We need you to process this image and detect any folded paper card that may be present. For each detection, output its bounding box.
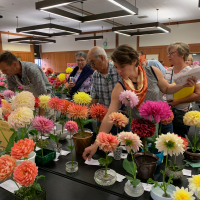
[85,158,100,166]
[0,180,21,193]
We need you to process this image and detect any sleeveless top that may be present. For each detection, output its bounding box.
[119,65,163,119]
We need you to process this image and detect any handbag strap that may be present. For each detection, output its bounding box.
[170,68,174,84]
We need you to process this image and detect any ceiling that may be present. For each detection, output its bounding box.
[0,0,200,35]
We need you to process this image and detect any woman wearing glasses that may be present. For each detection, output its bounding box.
[67,52,94,96]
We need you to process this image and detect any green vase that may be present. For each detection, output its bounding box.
[35,149,56,165]
[55,93,61,98]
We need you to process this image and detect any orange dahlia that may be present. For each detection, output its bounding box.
[2,102,12,114]
[46,68,54,75]
[89,104,108,122]
[68,104,88,119]
[109,112,128,129]
[47,97,64,111]
[60,100,73,114]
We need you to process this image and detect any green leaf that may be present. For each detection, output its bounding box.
[5,131,17,153]
[106,156,113,165]
[32,183,42,192]
[198,168,200,174]
[50,134,56,142]
[197,142,200,149]
[98,158,107,166]
[185,135,193,149]
[28,130,38,136]
[146,137,154,143]
[123,158,135,175]
[131,179,141,187]
[35,175,45,182]
[0,150,6,156]
[67,145,74,151]
[168,160,173,167]
[125,175,134,181]
[83,118,96,125]
[36,139,49,149]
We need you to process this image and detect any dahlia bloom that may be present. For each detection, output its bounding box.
[12,91,35,110]
[118,131,142,153]
[68,104,88,120]
[11,138,35,160]
[96,132,119,153]
[3,90,15,98]
[161,111,174,125]
[0,155,16,182]
[0,82,5,86]
[188,175,200,195]
[8,107,34,130]
[73,92,92,105]
[0,76,5,81]
[139,100,172,123]
[66,68,73,74]
[172,187,194,200]
[60,100,72,114]
[58,73,66,81]
[2,102,12,114]
[46,68,54,75]
[47,97,64,111]
[119,90,139,108]
[3,112,11,121]
[13,160,38,187]
[65,121,78,133]
[178,136,188,150]
[32,116,54,135]
[183,111,200,127]
[109,112,128,129]
[34,97,40,108]
[131,118,156,138]
[155,133,184,156]
[39,95,51,109]
[89,104,108,122]
[193,61,199,66]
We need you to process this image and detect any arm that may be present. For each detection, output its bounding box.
[88,98,98,108]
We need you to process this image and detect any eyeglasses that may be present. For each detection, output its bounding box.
[76,59,85,63]
[167,51,178,56]
[88,60,95,66]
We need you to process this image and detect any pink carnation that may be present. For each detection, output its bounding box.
[3,90,15,98]
[119,90,139,108]
[193,61,199,66]
[96,132,119,153]
[139,100,171,123]
[32,116,54,135]
[0,82,5,86]
[65,121,78,133]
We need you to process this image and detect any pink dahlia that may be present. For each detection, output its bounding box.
[47,97,64,111]
[32,116,54,135]
[96,132,119,153]
[161,111,174,125]
[11,138,35,160]
[118,131,142,153]
[119,90,139,108]
[13,160,38,187]
[3,90,15,98]
[139,100,172,123]
[0,82,5,86]
[65,121,78,133]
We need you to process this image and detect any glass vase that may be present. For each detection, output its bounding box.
[52,143,62,154]
[65,161,78,173]
[113,147,122,160]
[124,181,144,197]
[94,168,117,186]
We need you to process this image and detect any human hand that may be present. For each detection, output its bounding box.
[183,76,197,88]
[82,143,98,161]
[167,99,180,107]
[68,82,75,89]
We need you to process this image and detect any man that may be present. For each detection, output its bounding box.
[0,51,52,115]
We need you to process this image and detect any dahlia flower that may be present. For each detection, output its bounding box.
[3,90,15,98]
[139,100,172,123]
[188,175,200,195]
[11,138,35,160]
[0,82,5,86]
[161,111,174,125]
[60,100,72,114]
[183,111,200,127]
[8,107,34,130]
[12,91,35,110]
[34,97,40,108]
[58,73,66,81]
[66,68,73,74]
[0,155,16,182]
[65,121,78,133]
[3,113,11,121]
[109,112,128,129]
[73,92,92,105]
[47,97,64,111]
[32,116,54,135]
[13,160,38,187]
[131,118,156,138]
[119,90,139,108]
[155,133,184,156]
[0,76,5,81]
[172,187,194,200]
[178,136,188,150]
[68,104,88,120]
[193,61,199,66]
[2,102,12,114]
[118,131,142,153]
[89,104,108,122]
[39,95,51,109]
[46,68,54,75]
[96,132,119,152]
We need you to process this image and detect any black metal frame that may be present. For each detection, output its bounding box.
[75,35,103,41]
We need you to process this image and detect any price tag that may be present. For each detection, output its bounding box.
[142,183,153,192]
[182,169,192,176]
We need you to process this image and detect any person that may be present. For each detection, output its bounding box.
[137,51,144,57]
[185,55,193,68]
[0,51,52,116]
[67,52,94,96]
[164,42,200,137]
[83,44,196,160]
[141,58,166,76]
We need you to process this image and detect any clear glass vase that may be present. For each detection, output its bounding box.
[65,161,78,173]
[94,168,117,186]
[113,147,122,160]
[124,181,144,197]
[52,143,62,154]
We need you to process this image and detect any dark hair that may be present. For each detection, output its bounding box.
[0,51,18,66]
[137,51,144,55]
[111,44,139,67]
[159,60,164,64]
[75,51,87,60]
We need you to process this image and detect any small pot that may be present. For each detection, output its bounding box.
[16,151,36,165]
[183,148,200,163]
[124,181,144,197]
[133,152,159,179]
[166,167,183,180]
[113,147,123,160]
[56,130,68,140]
[35,148,56,165]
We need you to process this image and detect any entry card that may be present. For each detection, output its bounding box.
[0,180,21,193]
[85,158,100,166]
[182,169,192,176]
[142,183,153,192]
[108,152,128,159]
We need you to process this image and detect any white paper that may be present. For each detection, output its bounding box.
[61,150,70,156]
[53,152,60,161]
[108,152,128,159]
[116,173,126,182]
[85,158,100,166]
[0,180,21,193]
[182,169,192,176]
[66,135,72,139]
[173,67,200,86]
[142,183,153,192]
[119,146,127,151]
[42,136,48,140]
[35,147,41,151]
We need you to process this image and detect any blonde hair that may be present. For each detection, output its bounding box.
[167,42,189,61]
[186,55,193,63]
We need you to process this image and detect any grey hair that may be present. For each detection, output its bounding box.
[0,51,18,66]
[93,47,108,60]
[75,51,87,60]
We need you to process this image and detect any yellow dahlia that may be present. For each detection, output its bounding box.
[12,91,35,110]
[188,175,200,194]
[66,68,73,74]
[39,95,51,109]
[183,111,200,127]
[173,187,194,200]
[58,73,66,81]
[155,133,184,156]
[73,92,92,105]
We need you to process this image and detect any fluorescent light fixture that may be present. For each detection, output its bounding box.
[114,31,131,36]
[75,35,103,41]
[108,0,138,15]
[8,37,56,44]
[193,54,197,55]
[157,26,169,33]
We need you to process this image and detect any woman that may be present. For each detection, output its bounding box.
[67,52,94,96]
[164,42,200,137]
[83,44,196,160]
[185,55,193,68]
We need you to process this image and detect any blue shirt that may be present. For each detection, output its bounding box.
[147,60,166,76]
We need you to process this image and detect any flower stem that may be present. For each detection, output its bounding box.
[41,148,44,157]
[105,153,108,178]
[159,123,162,135]
[117,125,118,134]
[12,177,20,189]
[70,132,73,166]
[143,138,146,162]
[173,154,176,171]
[130,150,136,179]
[163,148,169,196]
[24,124,27,135]
[194,126,197,152]
[21,128,24,139]
[78,118,84,137]
[129,101,132,124]
[0,128,8,143]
